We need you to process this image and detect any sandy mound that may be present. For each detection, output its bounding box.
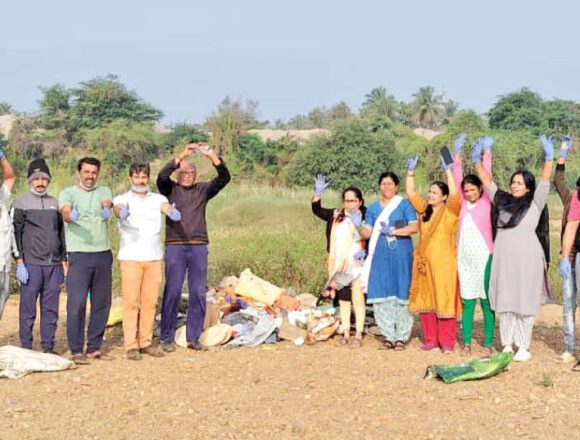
[248,129,330,142]
[0,114,16,137]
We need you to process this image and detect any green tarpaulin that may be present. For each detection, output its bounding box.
[424,352,512,384]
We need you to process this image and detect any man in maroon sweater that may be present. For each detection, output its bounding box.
[157,143,231,351]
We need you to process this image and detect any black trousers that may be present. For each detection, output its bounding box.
[66,251,112,354]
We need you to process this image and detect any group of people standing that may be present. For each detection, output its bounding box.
[0,142,230,364]
[314,134,576,364]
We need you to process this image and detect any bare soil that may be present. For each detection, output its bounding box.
[1,296,579,440]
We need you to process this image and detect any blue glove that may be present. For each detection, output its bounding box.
[69,205,80,223]
[169,203,182,221]
[405,156,418,171]
[313,174,329,197]
[540,135,554,161]
[482,136,495,150]
[559,258,572,279]
[101,206,111,220]
[560,135,573,157]
[16,263,29,285]
[440,155,452,171]
[379,221,389,235]
[0,143,5,161]
[349,209,362,228]
[118,204,130,220]
[453,133,467,154]
[471,139,483,164]
[353,249,366,261]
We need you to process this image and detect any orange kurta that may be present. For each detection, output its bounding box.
[408,193,461,318]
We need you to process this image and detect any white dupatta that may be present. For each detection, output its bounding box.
[360,195,403,292]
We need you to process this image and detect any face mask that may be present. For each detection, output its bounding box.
[77,173,97,191]
[131,185,149,193]
[30,188,47,196]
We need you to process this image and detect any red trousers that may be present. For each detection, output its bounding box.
[420,313,456,348]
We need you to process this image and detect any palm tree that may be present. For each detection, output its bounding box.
[361,87,399,120]
[411,86,443,129]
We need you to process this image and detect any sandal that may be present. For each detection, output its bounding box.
[394,340,406,351]
[461,345,472,356]
[379,340,395,350]
[348,337,363,349]
[86,350,115,361]
[480,346,493,357]
[335,336,349,346]
[572,359,580,372]
[71,353,91,365]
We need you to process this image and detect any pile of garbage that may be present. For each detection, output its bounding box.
[188,268,340,348]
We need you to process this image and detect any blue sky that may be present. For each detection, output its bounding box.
[1,0,579,124]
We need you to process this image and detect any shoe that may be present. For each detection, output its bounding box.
[348,337,363,349]
[419,343,438,352]
[86,350,115,361]
[393,340,406,351]
[514,349,532,362]
[556,352,576,364]
[187,340,207,351]
[43,349,59,355]
[461,345,472,356]
[502,345,513,353]
[140,345,165,358]
[161,341,176,353]
[441,346,454,354]
[71,353,91,365]
[126,349,142,361]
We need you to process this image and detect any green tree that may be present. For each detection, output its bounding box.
[69,74,163,130]
[488,87,543,131]
[84,119,160,177]
[38,84,71,130]
[411,86,443,129]
[361,86,399,120]
[286,118,401,193]
[164,123,209,155]
[0,102,13,115]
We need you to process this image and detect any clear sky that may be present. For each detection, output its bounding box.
[1,0,579,125]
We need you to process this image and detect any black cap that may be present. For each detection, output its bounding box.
[27,158,51,182]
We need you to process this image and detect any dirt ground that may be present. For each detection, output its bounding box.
[1,296,580,440]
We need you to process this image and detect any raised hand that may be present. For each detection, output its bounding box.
[560,135,573,158]
[482,136,495,150]
[119,204,130,221]
[169,203,182,221]
[313,174,329,196]
[540,135,554,161]
[440,155,452,171]
[16,262,29,285]
[349,209,362,228]
[353,249,367,262]
[69,205,80,223]
[471,139,483,164]
[405,156,418,171]
[559,258,572,279]
[453,133,468,154]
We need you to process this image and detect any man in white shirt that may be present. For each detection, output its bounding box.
[114,163,181,360]
[0,140,16,320]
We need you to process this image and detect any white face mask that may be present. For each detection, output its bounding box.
[30,188,48,196]
[131,185,149,193]
[77,173,98,192]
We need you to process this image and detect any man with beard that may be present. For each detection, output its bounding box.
[157,143,230,352]
[59,157,113,365]
[113,162,182,360]
[13,159,66,353]
[0,140,16,320]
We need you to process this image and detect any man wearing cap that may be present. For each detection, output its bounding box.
[13,159,66,353]
[0,140,16,320]
[157,143,230,351]
[59,157,113,364]
[113,162,182,360]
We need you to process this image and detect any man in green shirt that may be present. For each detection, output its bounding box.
[59,157,113,365]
